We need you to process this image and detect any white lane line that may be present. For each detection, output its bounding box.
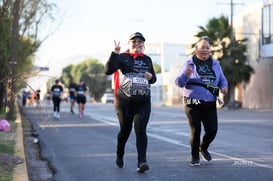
[88,114,118,126]
[152,111,186,118]
[90,114,273,170]
[147,132,190,148]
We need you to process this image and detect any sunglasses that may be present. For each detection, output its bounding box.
[131,40,144,44]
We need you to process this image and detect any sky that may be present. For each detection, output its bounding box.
[31,0,264,91]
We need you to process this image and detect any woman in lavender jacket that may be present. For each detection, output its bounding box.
[175,36,228,166]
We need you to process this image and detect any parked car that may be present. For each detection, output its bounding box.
[101,93,114,104]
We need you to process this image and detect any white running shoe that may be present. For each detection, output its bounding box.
[53,112,57,118]
[79,112,83,118]
[56,112,60,119]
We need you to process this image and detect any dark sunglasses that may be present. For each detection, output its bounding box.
[131,40,144,44]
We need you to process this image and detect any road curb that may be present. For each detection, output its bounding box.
[12,104,29,181]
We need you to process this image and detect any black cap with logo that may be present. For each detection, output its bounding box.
[129,32,145,42]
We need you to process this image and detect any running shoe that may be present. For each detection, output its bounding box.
[79,112,83,118]
[200,149,212,161]
[53,112,57,118]
[115,156,124,168]
[190,157,200,166]
[137,162,149,173]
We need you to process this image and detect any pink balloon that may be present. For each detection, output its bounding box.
[0,120,11,132]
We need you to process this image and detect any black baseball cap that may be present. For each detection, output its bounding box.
[129,32,145,42]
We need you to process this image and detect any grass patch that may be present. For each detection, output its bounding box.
[0,112,17,181]
[0,141,15,154]
[0,162,13,181]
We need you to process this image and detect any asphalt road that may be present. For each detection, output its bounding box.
[21,101,273,181]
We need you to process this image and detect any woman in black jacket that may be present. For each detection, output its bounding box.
[104,32,157,173]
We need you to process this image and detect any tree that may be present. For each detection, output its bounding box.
[6,0,20,120]
[60,65,74,87]
[60,58,108,101]
[0,0,56,118]
[193,15,254,108]
[153,63,161,73]
[0,4,13,112]
[219,37,254,107]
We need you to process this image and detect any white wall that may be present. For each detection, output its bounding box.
[234,1,273,109]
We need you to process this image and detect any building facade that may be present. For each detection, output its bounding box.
[234,0,273,109]
[145,43,188,106]
[149,0,273,109]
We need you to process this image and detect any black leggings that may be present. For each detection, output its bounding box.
[184,101,218,158]
[52,97,61,112]
[115,94,151,164]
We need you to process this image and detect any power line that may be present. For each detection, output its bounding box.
[216,0,245,31]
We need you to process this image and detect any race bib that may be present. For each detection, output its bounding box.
[119,73,150,97]
[77,91,84,95]
[132,77,148,86]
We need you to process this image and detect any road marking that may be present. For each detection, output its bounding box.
[89,114,273,170]
[147,132,190,148]
[88,114,118,126]
[152,111,186,118]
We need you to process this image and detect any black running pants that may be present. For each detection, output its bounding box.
[115,94,151,164]
[184,101,218,158]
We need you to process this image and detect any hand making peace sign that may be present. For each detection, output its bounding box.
[114,40,121,54]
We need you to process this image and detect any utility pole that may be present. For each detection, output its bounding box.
[217,0,244,36]
[6,0,20,120]
[230,0,234,31]
[130,18,145,31]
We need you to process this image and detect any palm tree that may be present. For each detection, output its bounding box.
[219,37,254,107]
[193,15,254,108]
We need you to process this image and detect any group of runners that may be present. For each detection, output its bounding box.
[51,79,88,118]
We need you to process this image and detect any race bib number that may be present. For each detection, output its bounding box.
[132,77,148,85]
[119,73,150,97]
[77,91,84,95]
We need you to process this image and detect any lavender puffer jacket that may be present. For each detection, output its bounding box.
[175,57,228,102]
